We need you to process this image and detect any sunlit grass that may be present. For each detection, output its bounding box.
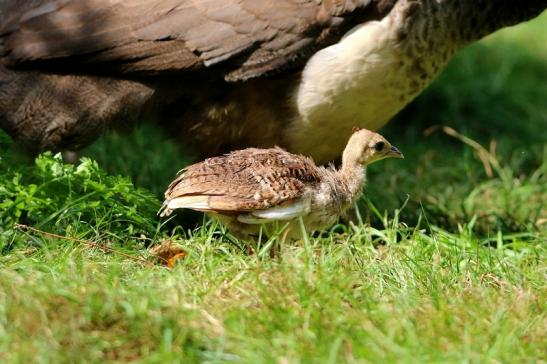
[1,218,545,362]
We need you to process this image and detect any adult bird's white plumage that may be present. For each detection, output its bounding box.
[294,18,409,160]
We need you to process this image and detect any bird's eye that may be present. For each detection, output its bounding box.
[374,141,385,152]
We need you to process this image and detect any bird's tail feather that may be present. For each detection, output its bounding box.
[158,200,173,217]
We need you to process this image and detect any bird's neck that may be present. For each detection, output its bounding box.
[394,0,546,47]
[336,162,367,205]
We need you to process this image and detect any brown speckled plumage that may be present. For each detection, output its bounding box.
[163,148,322,213]
[161,128,404,240]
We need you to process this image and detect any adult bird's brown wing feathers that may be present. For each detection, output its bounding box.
[0,0,390,80]
[163,148,322,215]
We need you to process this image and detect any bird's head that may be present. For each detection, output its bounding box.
[342,127,404,168]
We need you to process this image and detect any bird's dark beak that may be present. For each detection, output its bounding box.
[388,145,404,159]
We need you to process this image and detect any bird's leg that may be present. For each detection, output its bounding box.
[245,243,256,256]
[270,226,291,259]
[343,205,365,226]
[280,228,291,246]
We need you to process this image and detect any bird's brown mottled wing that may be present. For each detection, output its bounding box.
[0,0,393,81]
[164,148,322,213]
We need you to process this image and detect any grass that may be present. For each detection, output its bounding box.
[1,225,545,362]
[1,13,546,363]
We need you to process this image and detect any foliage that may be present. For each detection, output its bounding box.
[0,152,161,246]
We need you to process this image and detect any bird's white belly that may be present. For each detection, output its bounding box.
[287,16,436,163]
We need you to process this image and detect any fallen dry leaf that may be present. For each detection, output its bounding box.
[149,240,187,268]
